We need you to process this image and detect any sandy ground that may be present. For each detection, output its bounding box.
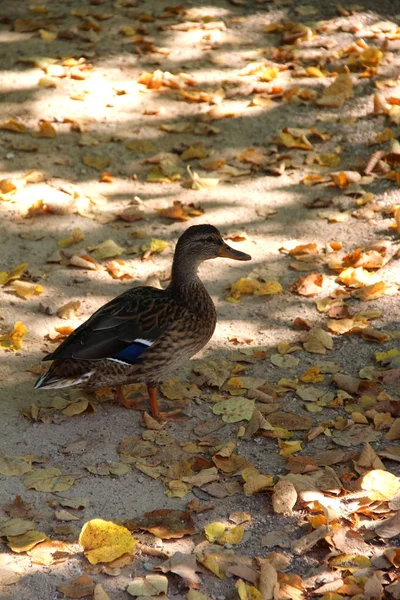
[0,0,400,598]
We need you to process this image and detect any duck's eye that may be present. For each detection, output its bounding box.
[205,236,216,243]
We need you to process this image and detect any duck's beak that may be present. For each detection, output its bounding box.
[219,242,252,261]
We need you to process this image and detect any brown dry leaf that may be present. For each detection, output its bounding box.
[0,568,21,586]
[157,201,188,221]
[290,273,323,297]
[58,575,95,599]
[278,129,313,151]
[242,467,274,496]
[1,119,27,133]
[104,259,135,280]
[156,552,201,588]
[69,255,99,270]
[57,300,81,320]
[303,328,333,354]
[126,509,195,539]
[27,539,73,565]
[272,479,297,515]
[316,73,353,108]
[83,155,111,171]
[32,121,56,138]
[48,326,75,341]
[237,148,267,165]
[259,560,279,600]
[126,574,168,597]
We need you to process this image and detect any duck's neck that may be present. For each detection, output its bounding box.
[170,252,202,290]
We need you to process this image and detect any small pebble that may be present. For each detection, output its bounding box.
[5,152,15,159]
[143,562,153,571]
[137,477,144,483]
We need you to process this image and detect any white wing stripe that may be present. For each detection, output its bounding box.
[134,338,153,346]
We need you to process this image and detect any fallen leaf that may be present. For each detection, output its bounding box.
[213,397,255,423]
[126,509,195,539]
[90,240,125,260]
[126,574,168,597]
[83,155,111,171]
[58,575,95,599]
[11,281,43,299]
[23,468,74,492]
[79,519,137,564]
[0,322,28,351]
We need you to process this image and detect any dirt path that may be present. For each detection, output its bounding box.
[0,0,400,598]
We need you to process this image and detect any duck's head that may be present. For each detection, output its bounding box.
[175,224,252,263]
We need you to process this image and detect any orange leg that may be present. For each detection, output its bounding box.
[115,386,146,410]
[147,385,187,422]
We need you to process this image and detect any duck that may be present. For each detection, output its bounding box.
[35,224,251,420]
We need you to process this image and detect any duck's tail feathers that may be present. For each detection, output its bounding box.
[34,371,94,390]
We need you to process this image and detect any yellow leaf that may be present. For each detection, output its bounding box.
[359,48,383,67]
[7,530,47,553]
[0,456,33,476]
[279,440,302,457]
[0,263,28,285]
[125,139,156,153]
[254,280,283,296]
[39,29,57,41]
[149,238,169,254]
[213,397,255,423]
[242,467,274,496]
[279,130,313,150]
[58,228,85,248]
[314,153,340,167]
[11,281,43,299]
[250,95,271,108]
[375,348,400,363]
[23,468,74,492]
[359,469,400,501]
[229,277,259,300]
[375,128,395,143]
[0,321,28,351]
[316,73,353,108]
[83,155,111,171]
[90,240,125,260]
[236,579,263,600]
[259,66,279,82]
[181,143,209,161]
[0,119,27,133]
[188,166,219,190]
[306,66,324,78]
[300,367,324,383]
[79,519,137,564]
[120,26,137,36]
[204,522,244,545]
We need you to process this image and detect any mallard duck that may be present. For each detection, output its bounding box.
[35,224,251,419]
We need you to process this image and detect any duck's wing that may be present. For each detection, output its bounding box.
[44,286,183,364]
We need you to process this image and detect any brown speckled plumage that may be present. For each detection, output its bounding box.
[35,224,251,418]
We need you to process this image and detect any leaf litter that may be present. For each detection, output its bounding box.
[0,1,400,599]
